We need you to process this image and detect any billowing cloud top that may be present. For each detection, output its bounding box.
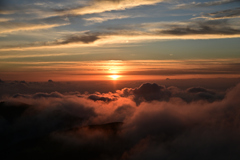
[0,81,240,159]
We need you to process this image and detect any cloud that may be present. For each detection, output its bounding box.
[118,83,224,104]
[56,0,165,16]
[0,18,12,22]
[13,92,64,99]
[0,101,30,122]
[173,0,240,9]
[1,82,240,159]
[58,33,100,44]
[202,7,240,20]
[0,22,69,34]
[187,87,215,94]
[0,32,100,51]
[88,94,116,102]
[1,16,240,51]
[118,83,171,105]
[158,19,240,35]
[83,14,130,25]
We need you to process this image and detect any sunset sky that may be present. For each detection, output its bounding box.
[0,0,240,81]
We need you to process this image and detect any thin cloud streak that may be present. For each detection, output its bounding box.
[83,14,130,25]
[56,0,165,16]
[0,22,70,34]
[173,0,240,9]
[195,7,240,20]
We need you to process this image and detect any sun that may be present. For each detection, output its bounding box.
[109,75,120,80]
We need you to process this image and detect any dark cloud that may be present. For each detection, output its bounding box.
[1,32,100,49]
[88,94,116,102]
[33,92,63,98]
[187,87,215,94]
[185,87,225,102]
[118,83,224,104]
[0,101,30,122]
[0,0,10,13]
[12,92,63,99]
[131,83,171,104]
[0,82,240,159]
[174,0,240,9]
[206,7,240,19]
[59,33,100,44]
[160,19,240,35]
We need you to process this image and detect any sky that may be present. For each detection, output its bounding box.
[0,0,240,81]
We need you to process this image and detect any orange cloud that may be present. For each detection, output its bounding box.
[58,0,164,16]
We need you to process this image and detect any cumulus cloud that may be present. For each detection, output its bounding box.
[118,83,224,104]
[0,82,240,159]
[118,83,171,105]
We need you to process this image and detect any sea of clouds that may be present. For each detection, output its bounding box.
[1,81,240,159]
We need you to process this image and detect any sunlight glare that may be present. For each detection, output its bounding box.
[109,75,120,80]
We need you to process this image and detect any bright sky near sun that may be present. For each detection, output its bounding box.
[0,0,240,81]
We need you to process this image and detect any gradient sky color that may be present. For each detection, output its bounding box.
[0,0,240,81]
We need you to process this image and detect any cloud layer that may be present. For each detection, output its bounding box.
[1,82,240,159]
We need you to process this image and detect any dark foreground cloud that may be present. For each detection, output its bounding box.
[0,82,240,159]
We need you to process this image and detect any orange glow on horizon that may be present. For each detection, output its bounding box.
[109,75,120,80]
[1,59,240,81]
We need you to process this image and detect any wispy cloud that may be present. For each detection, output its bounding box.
[56,0,165,16]
[195,7,240,20]
[0,22,69,34]
[84,14,130,25]
[158,19,240,35]
[2,16,240,51]
[0,18,12,22]
[173,0,240,9]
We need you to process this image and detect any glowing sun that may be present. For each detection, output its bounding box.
[109,75,120,80]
